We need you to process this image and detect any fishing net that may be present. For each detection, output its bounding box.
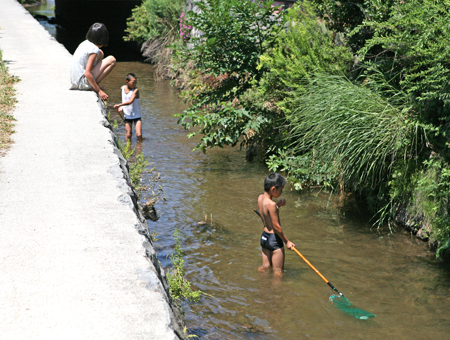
[330,295,376,320]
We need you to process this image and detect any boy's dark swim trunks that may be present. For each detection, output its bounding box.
[260,231,284,251]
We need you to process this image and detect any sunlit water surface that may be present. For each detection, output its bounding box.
[102,63,450,340]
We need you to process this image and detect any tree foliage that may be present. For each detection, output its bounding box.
[258,2,353,113]
[311,0,396,51]
[124,0,184,44]
[356,0,450,146]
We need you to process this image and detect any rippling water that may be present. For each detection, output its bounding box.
[101,62,450,340]
[24,5,450,336]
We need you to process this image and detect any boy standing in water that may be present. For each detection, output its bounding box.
[114,73,142,142]
[257,173,295,277]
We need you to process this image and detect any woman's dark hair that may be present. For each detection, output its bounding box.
[264,173,286,192]
[86,23,109,46]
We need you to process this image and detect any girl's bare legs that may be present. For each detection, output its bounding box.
[135,120,143,142]
[125,122,132,141]
[92,50,116,84]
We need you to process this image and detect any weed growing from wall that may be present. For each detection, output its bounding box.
[387,156,450,255]
[167,229,202,305]
[107,110,165,222]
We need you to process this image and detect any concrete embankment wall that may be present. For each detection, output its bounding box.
[0,0,183,338]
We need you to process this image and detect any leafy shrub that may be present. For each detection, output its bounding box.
[124,0,184,72]
[267,151,337,190]
[175,0,285,151]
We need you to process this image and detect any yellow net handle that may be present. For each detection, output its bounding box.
[292,246,343,297]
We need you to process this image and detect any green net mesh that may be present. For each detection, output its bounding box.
[330,295,376,320]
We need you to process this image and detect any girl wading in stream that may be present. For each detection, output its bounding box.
[70,23,116,100]
[114,73,143,143]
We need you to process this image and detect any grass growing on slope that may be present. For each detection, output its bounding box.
[281,73,426,193]
[0,50,18,156]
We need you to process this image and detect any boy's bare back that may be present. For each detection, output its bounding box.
[258,194,279,234]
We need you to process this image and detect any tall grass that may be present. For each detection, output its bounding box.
[286,74,426,192]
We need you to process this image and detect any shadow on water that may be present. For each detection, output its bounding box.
[26,7,450,338]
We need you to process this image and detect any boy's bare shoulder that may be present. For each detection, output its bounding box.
[260,195,276,209]
[258,194,266,204]
[265,199,277,210]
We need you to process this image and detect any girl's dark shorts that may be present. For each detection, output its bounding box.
[124,117,141,124]
[260,231,284,251]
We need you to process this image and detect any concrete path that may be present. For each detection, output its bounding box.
[0,1,182,339]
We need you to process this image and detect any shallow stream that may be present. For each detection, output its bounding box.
[102,63,450,340]
[25,4,450,338]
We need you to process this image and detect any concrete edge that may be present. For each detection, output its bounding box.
[98,98,186,339]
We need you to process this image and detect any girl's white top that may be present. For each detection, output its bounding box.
[121,85,141,119]
[70,40,99,90]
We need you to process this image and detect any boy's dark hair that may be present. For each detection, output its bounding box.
[264,173,286,192]
[126,73,137,81]
[86,23,109,46]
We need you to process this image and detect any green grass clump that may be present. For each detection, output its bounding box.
[0,50,18,156]
[167,229,202,305]
[108,111,164,222]
[277,73,425,192]
[118,139,148,193]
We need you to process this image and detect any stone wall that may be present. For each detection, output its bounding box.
[98,99,186,339]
